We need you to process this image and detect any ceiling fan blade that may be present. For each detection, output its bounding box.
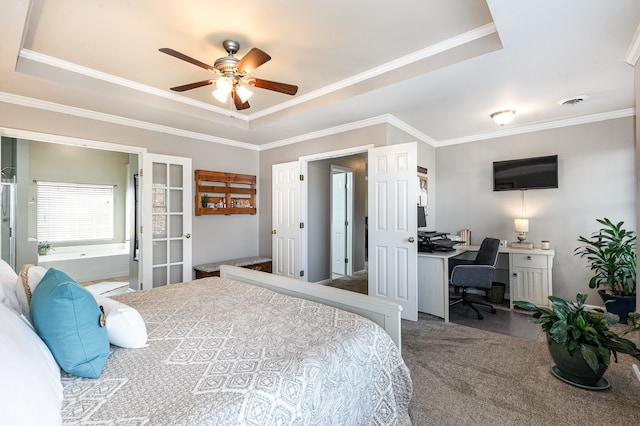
[249,78,298,95]
[232,90,250,110]
[159,48,214,72]
[169,80,213,92]
[237,48,271,74]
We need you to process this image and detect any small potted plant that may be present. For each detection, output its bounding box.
[515,294,640,389]
[574,218,636,323]
[201,194,209,208]
[38,241,53,255]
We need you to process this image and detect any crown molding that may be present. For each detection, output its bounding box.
[436,108,636,147]
[0,91,259,151]
[625,22,640,66]
[386,115,438,147]
[249,23,498,120]
[18,49,249,120]
[257,114,435,151]
[1,91,632,153]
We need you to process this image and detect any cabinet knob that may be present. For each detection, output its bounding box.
[526,256,532,260]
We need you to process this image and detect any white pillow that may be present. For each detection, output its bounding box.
[0,258,17,283]
[15,265,48,317]
[0,302,63,426]
[0,260,19,312]
[95,296,148,349]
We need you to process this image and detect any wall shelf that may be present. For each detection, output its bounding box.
[195,170,256,216]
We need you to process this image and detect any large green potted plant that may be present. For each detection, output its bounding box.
[515,294,640,389]
[574,218,636,323]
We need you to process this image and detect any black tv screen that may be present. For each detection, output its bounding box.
[493,155,558,191]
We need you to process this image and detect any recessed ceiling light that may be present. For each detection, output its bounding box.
[558,95,588,106]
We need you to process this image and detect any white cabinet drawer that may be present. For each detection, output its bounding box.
[511,253,548,268]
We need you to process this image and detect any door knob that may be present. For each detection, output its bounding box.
[272,229,277,234]
[181,233,191,239]
[408,237,415,243]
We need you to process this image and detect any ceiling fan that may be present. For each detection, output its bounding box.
[159,40,298,110]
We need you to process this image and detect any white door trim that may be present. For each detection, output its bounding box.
[299,144,373,282]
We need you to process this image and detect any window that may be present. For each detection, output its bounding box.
[37,181,114,242]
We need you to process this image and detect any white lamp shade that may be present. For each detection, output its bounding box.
[212,77,233,103]
[212,88,229,103]
[514,218,529,233]
[236,85,253,103]
[216,76,233,92]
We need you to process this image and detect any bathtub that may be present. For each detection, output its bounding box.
[38,243,130,283]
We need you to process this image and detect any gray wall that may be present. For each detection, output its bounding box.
[26,140,129,246]
[0,103,260,275]
[258,124,389,258]
[435,117,635,305]
[4,101,634,307]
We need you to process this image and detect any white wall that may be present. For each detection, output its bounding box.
[435,117,635,305]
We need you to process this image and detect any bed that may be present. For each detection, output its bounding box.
[55,266,412,425]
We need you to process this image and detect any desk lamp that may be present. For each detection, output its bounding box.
[511,218,533,248]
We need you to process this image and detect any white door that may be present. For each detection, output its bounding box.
[332,171,347,277]
[272,161,301,279]
[368,142,418,321]
[331,168,354,277]
[141,153,192,290]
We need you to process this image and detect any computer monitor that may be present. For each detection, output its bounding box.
[417,205,427,228]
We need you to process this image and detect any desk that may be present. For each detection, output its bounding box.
[418,245,554,321]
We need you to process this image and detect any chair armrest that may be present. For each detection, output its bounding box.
[450,265,496,289]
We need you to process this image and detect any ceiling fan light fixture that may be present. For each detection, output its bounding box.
[490,109,516,126]
[216,76,233,93]
[212,88,230,103]
[213,76,233,103]
[236,85,253,103]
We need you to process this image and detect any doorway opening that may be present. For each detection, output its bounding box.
[0,131,144,292]
[298,145,372,294]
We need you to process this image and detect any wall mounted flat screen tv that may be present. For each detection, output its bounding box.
[493,155,558,191]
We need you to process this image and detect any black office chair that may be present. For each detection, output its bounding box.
[449,237,501,320]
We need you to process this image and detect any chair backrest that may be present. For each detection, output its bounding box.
[473,237,501,266]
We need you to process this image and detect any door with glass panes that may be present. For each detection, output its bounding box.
[141,153,192,289]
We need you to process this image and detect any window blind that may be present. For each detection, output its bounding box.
[36,181,114,242]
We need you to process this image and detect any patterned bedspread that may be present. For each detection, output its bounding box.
[61,277,412,425]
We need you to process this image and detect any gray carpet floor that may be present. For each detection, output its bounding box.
[329,274,640,424]
[402,314,640,425]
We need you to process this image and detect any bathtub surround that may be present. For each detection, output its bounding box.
[38,243,129,283]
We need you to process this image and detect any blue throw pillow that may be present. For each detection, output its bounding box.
[30,268,110,378]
